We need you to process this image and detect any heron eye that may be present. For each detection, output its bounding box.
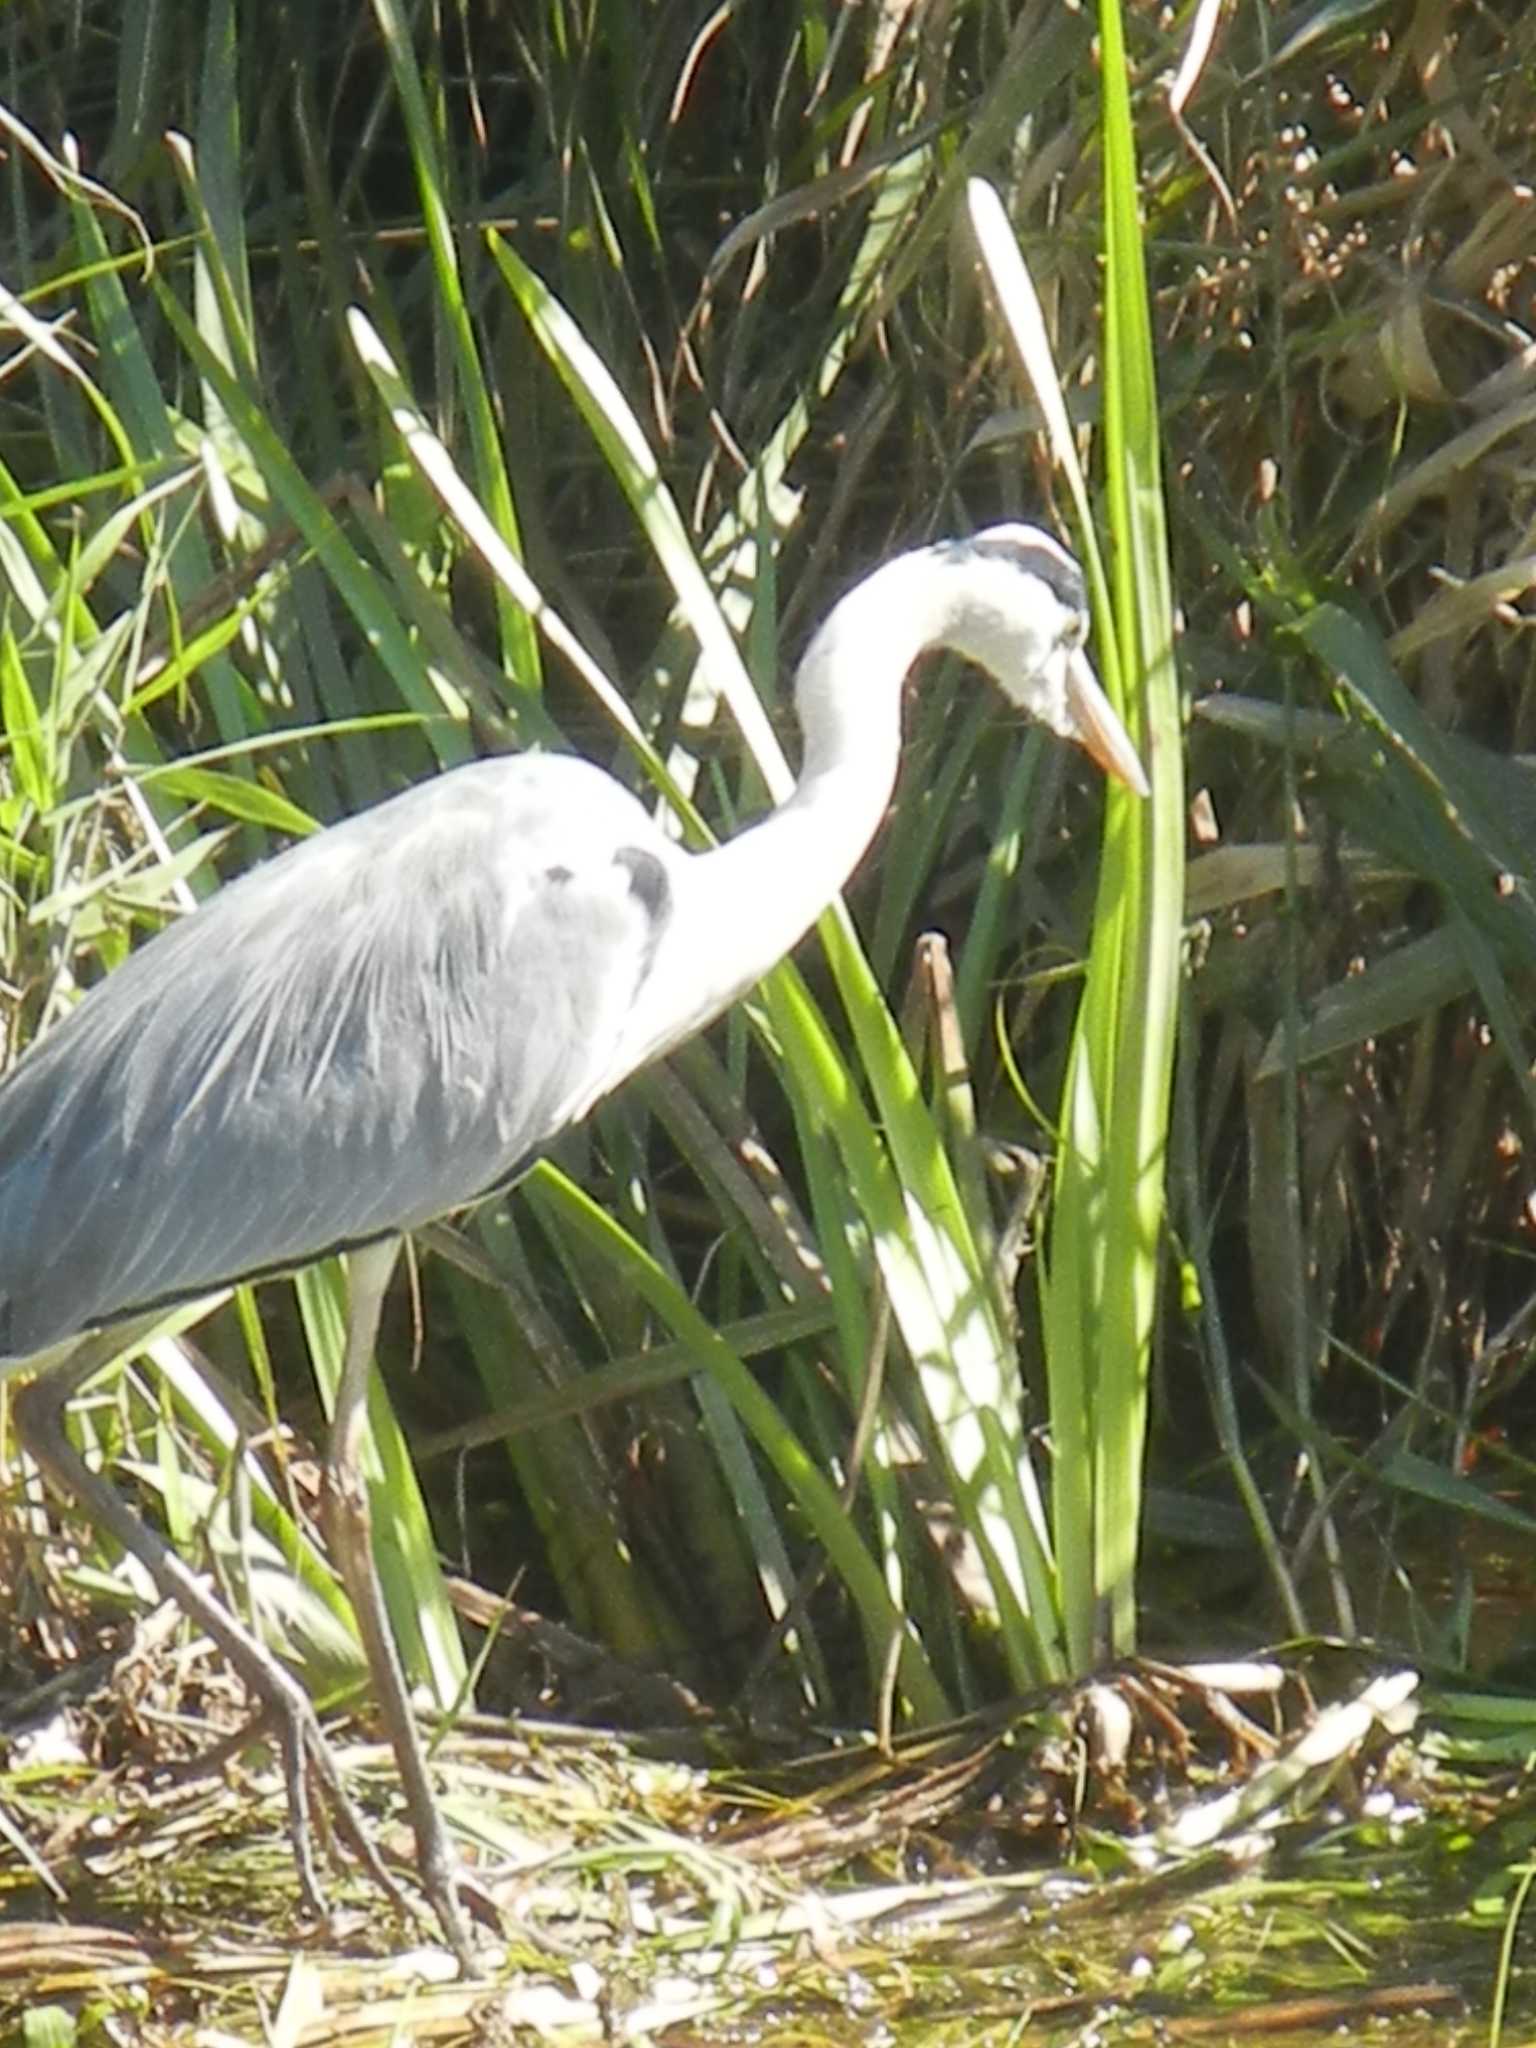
[1061,611,1088,650]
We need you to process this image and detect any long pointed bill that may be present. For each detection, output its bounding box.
[1066,646,1149,796]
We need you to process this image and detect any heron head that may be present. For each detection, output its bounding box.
[934,525,1148,795]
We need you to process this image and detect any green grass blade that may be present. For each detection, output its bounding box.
[367,0,541,706]
[532,1160,949,1722]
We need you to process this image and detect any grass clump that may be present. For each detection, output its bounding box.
[1,11,1535,2005]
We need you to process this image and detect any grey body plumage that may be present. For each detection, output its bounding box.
[0,757,670,1357]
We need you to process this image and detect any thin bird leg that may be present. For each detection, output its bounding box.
[12,1329,406,1920]
[323,1235,488,1974]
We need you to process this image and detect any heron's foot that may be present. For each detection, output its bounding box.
[260,1679,413,1924]
[411,1796,503,1974]
[147,1690,401,1923]
[200,1678,492,1966]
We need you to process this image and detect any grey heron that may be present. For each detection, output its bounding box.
[0,524,1145,1965]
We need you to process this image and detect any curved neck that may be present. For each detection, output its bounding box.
[624,549,967,1067]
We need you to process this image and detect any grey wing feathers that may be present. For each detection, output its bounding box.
[0,757,673,1359]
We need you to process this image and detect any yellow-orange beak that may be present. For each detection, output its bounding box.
[1066,646,1149,796]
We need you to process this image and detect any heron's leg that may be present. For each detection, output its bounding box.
[324,1236,489,1974]
[13,1333,405,1920]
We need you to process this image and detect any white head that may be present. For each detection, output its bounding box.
[926,524,1148,795]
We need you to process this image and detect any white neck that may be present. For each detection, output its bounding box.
[620,546,994,1071]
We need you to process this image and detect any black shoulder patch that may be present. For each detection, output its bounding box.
[613,846,671,927]
[961,533,1085,613]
